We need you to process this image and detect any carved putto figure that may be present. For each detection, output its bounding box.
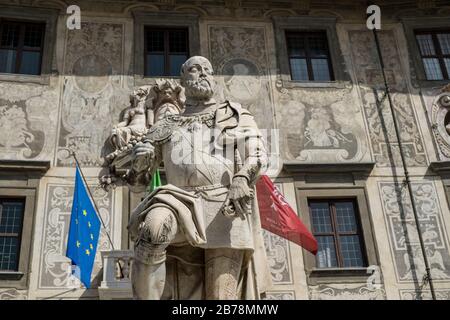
[147,79,185,124]
[107,87,150,161]
[106,81,184,163]
[101,80,184,191]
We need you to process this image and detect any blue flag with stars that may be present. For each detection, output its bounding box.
[66,165,101,289]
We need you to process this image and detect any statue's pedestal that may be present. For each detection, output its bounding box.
[162,246,205,299]
[98,246,206,299]
[98,250,133,300]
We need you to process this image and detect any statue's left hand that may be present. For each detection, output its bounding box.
[222,177,254,217]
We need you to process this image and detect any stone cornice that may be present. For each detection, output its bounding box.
[0,160,51,174]
[2,0,449,20]
[430,161,450,175]
[283,161,376,174]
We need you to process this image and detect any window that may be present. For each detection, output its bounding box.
[0,160,49,288]
[415,30,450,80]
[0,20,45,75]
[285,31,334,81]
[309,199,367,268]
[292,166,379,284]
[133,11,200,85]
[273,16,349,88]
[0,198,25,271]
[144,27,189,77]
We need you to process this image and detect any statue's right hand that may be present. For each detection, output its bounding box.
[133,141,155,159]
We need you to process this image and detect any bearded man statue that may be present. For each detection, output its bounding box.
[127,56,272,300]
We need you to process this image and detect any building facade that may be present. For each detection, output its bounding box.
[1,0,450,300]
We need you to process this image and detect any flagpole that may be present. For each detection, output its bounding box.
[70,152,124,279]
[71,152,115,250]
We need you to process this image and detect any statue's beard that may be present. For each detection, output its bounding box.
[184,79,214,100]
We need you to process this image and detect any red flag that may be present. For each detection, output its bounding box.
[256,175,318,254]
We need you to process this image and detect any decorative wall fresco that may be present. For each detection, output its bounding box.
[0,83,58,161]
[379,182,450,283]
[56,22,129,167]
[0,289,27,300]
[207,24,275,133]
[262,183,293,284]
[263,290,295,300]
[348,30,426,167]
[274,87,368,163]
[424,87,450,160]
[309,284,386,300]
[400,289,450,300]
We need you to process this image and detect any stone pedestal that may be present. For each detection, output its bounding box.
[98,250,133,300]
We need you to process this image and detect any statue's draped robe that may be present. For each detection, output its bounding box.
[128,101,272,299]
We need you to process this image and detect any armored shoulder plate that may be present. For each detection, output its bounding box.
[145,117,176,145]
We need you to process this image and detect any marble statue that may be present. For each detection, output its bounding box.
[146,79,185,124]
[102,80,185,191]
[107,81,185,162]
[127,56,272,299]
[107,87,150,161]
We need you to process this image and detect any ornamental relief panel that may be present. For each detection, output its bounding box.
[427,85,450,160]
[0,83,58,161]
[400,289,450,300]
[0,289,27,300]
[262,230,293,285]
[57,22,130,167]
[263,290,296,300]
[38,183,114,289]
[207,24,276,133]
[262,183,293,284]
[348,30,426,167]
[274,87,369,163]
[309,284,386,300]
[379,182,450,283]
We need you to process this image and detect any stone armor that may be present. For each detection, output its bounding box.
[128,56,272,300]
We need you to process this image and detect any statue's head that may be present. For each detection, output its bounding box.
[130,87,150,107]
[149,79,185,113]
[180,56,215,101]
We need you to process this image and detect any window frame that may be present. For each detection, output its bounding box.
[0,160,49,289]
[295,185,379,285]
[285,30,335,82]
[308,198,368,269]
[430,161,450,211]
[414,28,450,80]
[272,16,350,89]
[0,188,35,289]
[0,197,26,272]
[133,11,200,86]
[0,19,46,76]
[0,6,57,85]
[143,27,190,78]
[402,16,450,88]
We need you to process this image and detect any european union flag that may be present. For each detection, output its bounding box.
[66,165,101,288]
